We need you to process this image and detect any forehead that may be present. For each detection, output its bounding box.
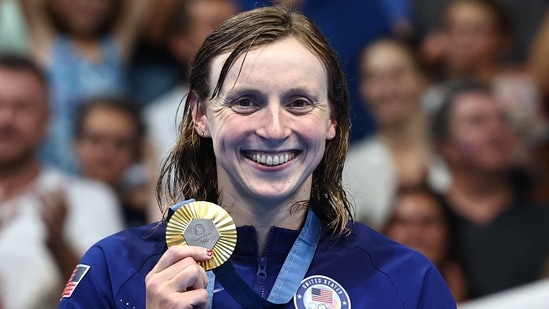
[395,193,441,216]
[362,42,415,72]
[446,1,496,23]
[209,37,327,95]
[0,68,47,98]
[83,104,138,130]
[450,91,500,119]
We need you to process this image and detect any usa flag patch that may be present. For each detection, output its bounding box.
[61,264,90,298]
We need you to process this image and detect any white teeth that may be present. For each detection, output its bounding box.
[248,152,295,166]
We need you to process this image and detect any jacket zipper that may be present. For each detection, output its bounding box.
[255,256,268,298]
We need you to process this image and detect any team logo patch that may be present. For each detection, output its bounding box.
[293,275,351,309]
[61,264,90,298]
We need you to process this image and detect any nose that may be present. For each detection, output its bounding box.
[256,103,291,141]
[0,105,16,124]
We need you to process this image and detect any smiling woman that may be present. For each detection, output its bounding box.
[58,5,457,309]
[192,37,336,216]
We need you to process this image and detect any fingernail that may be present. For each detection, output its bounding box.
[206,249,213,257]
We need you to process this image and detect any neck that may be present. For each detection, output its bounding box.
[221,192,308,255]
[71,37,103,61]
[0,160,41,201]
[381,111,428,150]
[447,167,512,225]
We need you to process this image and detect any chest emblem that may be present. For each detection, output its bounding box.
[293,275,351,309]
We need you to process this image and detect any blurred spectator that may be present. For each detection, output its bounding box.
[382,185,469,303]
[19,0,150,173]
[420,0,547,164]
[144,0,239,222]
[529,8,549,114]
[412,0,548,64]
[145,0,239,167]
[235,0,395,143]
[0,54,123,309]
[527,9,549,205]
[74,96,151,227]
[127,0,185,105]
[343,38,449,229]
[431,79,549,299]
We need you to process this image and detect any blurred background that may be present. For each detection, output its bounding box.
[0,0,549,308]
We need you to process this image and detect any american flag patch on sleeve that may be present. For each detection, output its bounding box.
[61,264,90,298]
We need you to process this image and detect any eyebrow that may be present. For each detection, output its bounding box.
[222,86,322,101]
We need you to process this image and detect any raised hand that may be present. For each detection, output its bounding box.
[146,246,213,309]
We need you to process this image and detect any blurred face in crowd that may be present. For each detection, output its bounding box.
[75,104,140,187]
[385,192,449,264]
[442,91,514,172]
[49,0,116,37]
[170,0,238,65]
[0,68,48,169]
[194,37,336,206]
[360,41,425,128]
[443,0,507,75]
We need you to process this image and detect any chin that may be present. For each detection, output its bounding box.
[248,186,297,204]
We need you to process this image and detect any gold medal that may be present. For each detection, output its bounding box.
[166,201,237,270]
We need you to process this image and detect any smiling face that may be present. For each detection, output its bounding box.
[360,41,425,127]
[443,0,507,75]
[385,192,449,264]
[0,68,48,169]
[75,104,140,187]
[192,37,337,206]
[49,0,116,38]
[442,91,514,172]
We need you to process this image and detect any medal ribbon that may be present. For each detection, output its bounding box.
[170,199,322,308]
[213,207,321,308]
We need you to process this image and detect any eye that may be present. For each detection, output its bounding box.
[287,98,314,114]
[229,97,261,114]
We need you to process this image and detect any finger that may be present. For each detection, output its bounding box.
[147,248,211,291]
[182,288,210,309]
[38,193,63,225]
[146,288,209,309]
[38,194,55,225]
[168,259,210,291]
[150,246,212,274]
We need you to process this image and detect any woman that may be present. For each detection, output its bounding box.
[383,185,470,303]
[58,6,456,308]
[344,38,450,230]
[74,96,151,227]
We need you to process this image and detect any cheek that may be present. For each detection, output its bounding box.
[386,224,408,242]
[20,114,46,140]
[114,151,136,168]
[457,139,478,157]
[453,127,483,154]
[208,114,248,152]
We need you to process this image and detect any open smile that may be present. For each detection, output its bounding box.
[242,150,299,167]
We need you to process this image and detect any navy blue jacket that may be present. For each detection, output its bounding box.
[58,220,456,308]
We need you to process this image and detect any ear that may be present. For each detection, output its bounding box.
[190,92,211,137]
[326,113,337,140]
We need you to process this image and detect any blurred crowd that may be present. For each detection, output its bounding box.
[0,0,549,308]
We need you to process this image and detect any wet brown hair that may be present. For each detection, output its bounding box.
[157,5,352,237]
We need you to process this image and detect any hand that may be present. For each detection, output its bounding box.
[146,246,213,309]
[38,187,68,248]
